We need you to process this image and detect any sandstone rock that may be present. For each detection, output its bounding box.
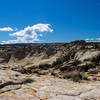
[0,41,100,99]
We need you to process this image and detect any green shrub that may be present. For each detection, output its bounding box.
[63,71,82,82]
[26,66,37,74]
[72,60,81,66]
[52,58,63,67]
[39,64,52,70]
[22,78,34,84]
[60,66,70,71]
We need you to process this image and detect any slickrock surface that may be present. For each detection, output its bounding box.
[0,66,100,100]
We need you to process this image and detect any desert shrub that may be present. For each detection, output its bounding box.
[72,60,81,66]
[26,64,52,74]
[27,66,36,70]
[63,71,82,82]
[60,66,70,71]
[77,64,95,72]
[93,78,97,81]
[82,76,88,80]
[51,72,56,76]
[81,73,89,80]
[26,66,38,74]
[91,54,100,64]
[63,71,89,82]
[22,78,34,84]
[26,69,32,74]
[84,59,90,61]
[60,66,77,72]
[52,58,63,68]
[84,53,100,65]
[39,64,52,70]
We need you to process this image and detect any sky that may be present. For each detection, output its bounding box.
[0,0,99,43]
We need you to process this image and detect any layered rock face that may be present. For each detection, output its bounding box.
[0,40,100,100]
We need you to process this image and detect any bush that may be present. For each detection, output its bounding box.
[72,60,81,66]
[39,64,52,70]
[60,66,70,71]
[52,58,63,67]
[63,71,82,82]
[91,54,100,65]
[22,78,34,84]
[26,66,37,74]
[77,64,95,72]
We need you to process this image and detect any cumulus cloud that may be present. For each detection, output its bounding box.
[2,24,53,44]
[0,27,13,31]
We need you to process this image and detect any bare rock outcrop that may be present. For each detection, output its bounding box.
[0,40,100,99]
[0,68,99,100]
[1,40,100,81]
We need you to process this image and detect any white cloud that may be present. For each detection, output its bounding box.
[0,27,13,31]
[96,38,100,41]
[2,24,53,44]
[85,38,100,42]
[85,38,94,41]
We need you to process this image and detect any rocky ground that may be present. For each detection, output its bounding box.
[0,40,100,100]
[0,65,100,100]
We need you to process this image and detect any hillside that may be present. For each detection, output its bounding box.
[0,40,100,81]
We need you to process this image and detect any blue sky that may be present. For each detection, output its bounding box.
[0,0,99,43]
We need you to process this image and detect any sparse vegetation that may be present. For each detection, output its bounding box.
[1,41,100,82]
[63,71,83,82]
[22,78,34,84]
[39,64,52,70]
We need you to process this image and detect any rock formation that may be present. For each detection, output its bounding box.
[0,40,100,99]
